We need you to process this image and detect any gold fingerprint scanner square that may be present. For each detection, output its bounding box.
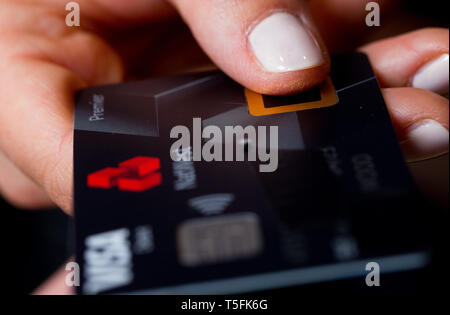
[246,76,338,116]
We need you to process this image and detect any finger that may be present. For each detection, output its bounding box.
[383,87,449,162]
[168,0,330,95]
[32,0,177,25]
[0,151,54,210]
[360,28,449,95]
[0,16,123,214]
[32,262,75,295]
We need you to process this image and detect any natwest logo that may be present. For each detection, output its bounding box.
[87,156,162,192]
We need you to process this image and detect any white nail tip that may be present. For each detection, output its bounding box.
[402,120,449,161]
[412,54,449,95]
[249,12,324,73]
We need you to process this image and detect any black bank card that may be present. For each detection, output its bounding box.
[73,53,428,295]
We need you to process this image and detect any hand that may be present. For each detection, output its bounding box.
[0,0,401,212]
[360,28,449,208]
[9,1,443,295]
[0,1,447,212]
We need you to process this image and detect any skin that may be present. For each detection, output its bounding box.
[0,0,446,294]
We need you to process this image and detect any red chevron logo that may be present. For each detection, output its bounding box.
[87,156,162,192]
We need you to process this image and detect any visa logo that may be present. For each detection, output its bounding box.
[87,156,162,192]
[83,228,133,294]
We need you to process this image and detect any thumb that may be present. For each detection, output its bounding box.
[168,0,330,95]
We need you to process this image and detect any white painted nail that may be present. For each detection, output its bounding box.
[412,54,449,95]
[249,12,324,73]
[401,119,449,162]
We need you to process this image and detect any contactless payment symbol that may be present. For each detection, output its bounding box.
[188,193,235,215]
[246,76,338,116]
[87,156,162,192]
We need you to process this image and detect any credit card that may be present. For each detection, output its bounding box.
[73,53,429,295]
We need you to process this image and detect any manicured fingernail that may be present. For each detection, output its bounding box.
[412,54,449,95]
[401,119,449,162]
[248,12,324,73]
